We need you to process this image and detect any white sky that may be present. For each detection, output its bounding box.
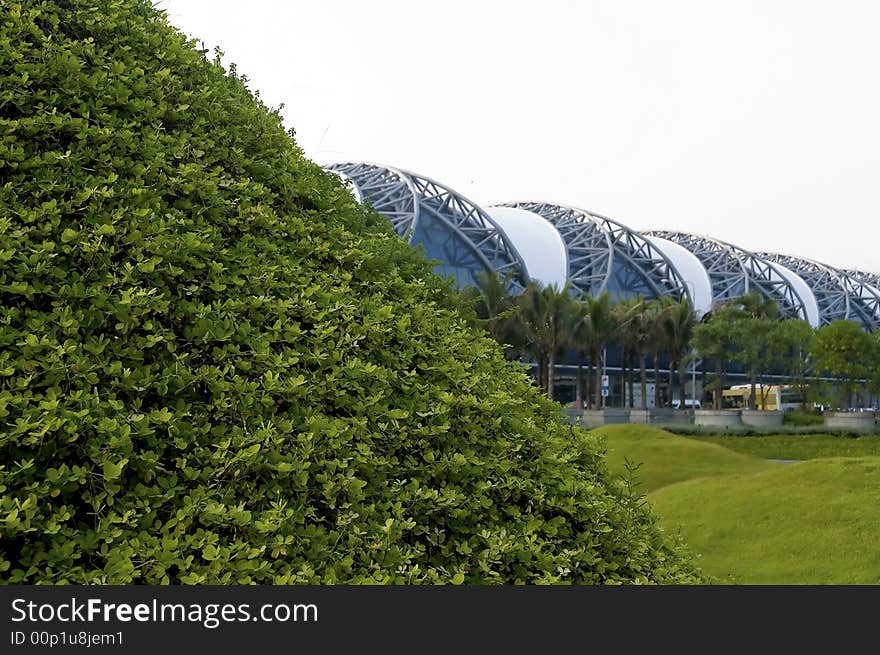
[160,0,879,272]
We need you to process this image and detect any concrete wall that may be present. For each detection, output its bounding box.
[823,412,876,432]
[694,409,743,427]
[741,410,784,428]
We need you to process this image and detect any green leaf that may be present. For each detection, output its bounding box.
[102,460,124,480]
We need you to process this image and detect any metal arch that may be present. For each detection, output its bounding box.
[500,202,690,303]
[495,202,611,298]
[646,231,748,301]
[648,231,808,321]
[845,269,880,290]
[325,162,530,292]
[597,215,691,301]
[400,172,529,291]
[325,162,418,238]
[760,254,880,330]
[843,268,880,325]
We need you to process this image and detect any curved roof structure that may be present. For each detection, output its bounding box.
[844,269,880,324]
[644,235,713,317]
[646,231,811,322]
[845,268,880,293]
[325,162,529,292]
[770,261,821,328]
[497,202,691,304]
[326,161,880,331]
[483,206,568,289]
[761,254,880,330]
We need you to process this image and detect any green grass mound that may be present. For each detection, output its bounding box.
[0,0,701,584]
[650,458,880,584]
[594,425,774,493]
[687,434,880,461]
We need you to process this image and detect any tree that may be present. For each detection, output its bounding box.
[462,271,527,363]
[0,0,701,584]
[872,331,880,401]
[809,321,878,410]
[612,297,643,408]
[729,293,779,410]
[539,284,576,401]
[650,297,675,408]
[735,291,780,320]
[768,319,814,411]
[568,301,593,406]
[585,293,617,408]
[692,305,747,409]
[661,298,697,412]
[732,316,776,410]
[515,282,550,392]
[466,271,520,345]
[629,299,661,410]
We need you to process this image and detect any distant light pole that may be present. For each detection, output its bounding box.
[602,346,607,409]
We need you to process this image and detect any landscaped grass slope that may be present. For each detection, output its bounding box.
[0,0,701,584]
[649,458,880,584]
[687,434,880,461]
[594,425,774,493]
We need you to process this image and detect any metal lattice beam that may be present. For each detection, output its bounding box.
[843,268,880,327]
[503,202,690,302]
[326,162,418,238]
[326,162,529,292]
[845,268,880,291]
[761,254,880,330]
[648,231,808,321]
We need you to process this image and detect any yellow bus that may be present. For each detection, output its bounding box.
[722,384,805,412]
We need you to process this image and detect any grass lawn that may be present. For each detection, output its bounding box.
[593,424,775,493]
[593,425,880,584]
[685,434,880,461]
[650,458,880,584]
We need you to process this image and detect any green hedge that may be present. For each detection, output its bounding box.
[660,424,877,438]
[782,411,825,427]
[0,0,701,584]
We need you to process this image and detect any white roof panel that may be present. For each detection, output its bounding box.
[485,206,568,289]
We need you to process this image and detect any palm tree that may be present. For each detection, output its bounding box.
[613,297,644,409]
[651,296,675,407]
[516,281,549,392]
[662,297,697,412]
[470,270,519,344]
[568,301,593,406]
[735,291,780,320]
[630,298,661,409]
[585,292,616,409]
[541,284,575,401]
[516,282,574,399]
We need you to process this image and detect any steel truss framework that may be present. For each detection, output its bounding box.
[760,254,880,330]
[647,231,808,321]
[501,202,690,302]
[326,162,529,291]
[845,269,880,293]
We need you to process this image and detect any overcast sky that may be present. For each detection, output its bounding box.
[161,0,878,272]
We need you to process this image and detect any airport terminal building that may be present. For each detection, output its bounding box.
[327,162,880,403]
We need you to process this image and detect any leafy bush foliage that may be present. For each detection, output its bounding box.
[782,411,824,427]
[0,0,701,584]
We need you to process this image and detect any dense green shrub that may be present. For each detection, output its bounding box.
[660,424,876,438]
[0,0,701,584]
[782,411,824,427]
